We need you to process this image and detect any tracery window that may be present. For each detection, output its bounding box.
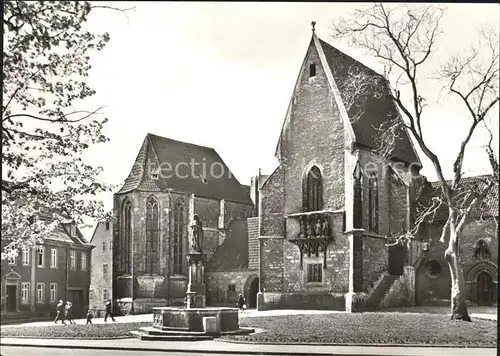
[368,173,379,232]
[304,166,323,212]
[145,196,159,274]
[121,199,132,274]
[474,240,490,260]
[173,200,184,275]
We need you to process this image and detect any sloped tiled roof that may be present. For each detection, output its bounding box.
[318,38,419,165]
[206,219,248,271]
[39,214,90,246]
[117,134,253,205]
[420,174,498,222]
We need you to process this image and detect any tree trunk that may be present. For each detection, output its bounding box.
[444,228,471,322]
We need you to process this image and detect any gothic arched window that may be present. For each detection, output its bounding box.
[304,166,323,212]
[474,240,490,260]
[145,196,159,274]
[121,199,132,274]
[368,173,379,233]
[173,200,184,275]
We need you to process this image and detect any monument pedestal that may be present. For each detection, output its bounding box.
[186,252,206,308]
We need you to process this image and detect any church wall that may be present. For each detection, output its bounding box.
[282,212,349,294]
[205,270,256,306]
[259,237,284,293]
[358,149,414,237]
[129,191,171,299]
[259,166,285,236]
[280,42,345,215]
[363,236,389,291]
[415,218,498,305]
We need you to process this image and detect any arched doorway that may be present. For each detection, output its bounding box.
[244,275,259,308]
[477,272,493,305]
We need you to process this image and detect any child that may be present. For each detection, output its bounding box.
[86,310,94,325]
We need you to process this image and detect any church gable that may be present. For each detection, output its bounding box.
[275,37,350,161]
[117,135,151,194]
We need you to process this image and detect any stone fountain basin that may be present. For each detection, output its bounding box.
[152,307,240,332]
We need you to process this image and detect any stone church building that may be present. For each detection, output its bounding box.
[109,28,497,315]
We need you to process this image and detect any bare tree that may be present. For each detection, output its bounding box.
[2,1,134,257]
[331,3,499,321]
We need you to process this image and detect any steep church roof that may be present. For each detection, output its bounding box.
[421,174,498,222]
[206,219,249,271]
[275,32,420,165]
[117,133,253,205]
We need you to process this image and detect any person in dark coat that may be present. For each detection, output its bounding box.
[237,293,246,310]
[104,299,115,322]
[54,300,65,324]
[85,310,94,325]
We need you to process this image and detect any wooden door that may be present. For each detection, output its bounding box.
[477,272,493,306]
[6,285,17,312]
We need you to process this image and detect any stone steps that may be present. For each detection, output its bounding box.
[365,275,400,310]
[131,326,255,341]
[130,330,214,341]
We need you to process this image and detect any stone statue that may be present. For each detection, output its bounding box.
[315,218,322,237]
[321,218,329,237]
[298,217,305,239]
[307,218,315,238]
[190,215,204,253]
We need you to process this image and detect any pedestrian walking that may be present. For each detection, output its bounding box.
[65,301,76,324]
[104,299,115,322]
[237,293,247,310]
[54,300,65,324]
[85,310,94,325]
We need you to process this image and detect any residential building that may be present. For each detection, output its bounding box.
[89,220,113,316]
[1,215,94,318]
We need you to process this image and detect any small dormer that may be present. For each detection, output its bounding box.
[150,166,159,180]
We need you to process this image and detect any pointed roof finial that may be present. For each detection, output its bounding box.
[311,21,316,33]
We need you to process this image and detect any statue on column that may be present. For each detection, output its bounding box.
[190,215,204,253]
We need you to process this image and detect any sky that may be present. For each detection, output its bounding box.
[78,2,499,239]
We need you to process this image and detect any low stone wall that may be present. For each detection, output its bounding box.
[258,292,345,311]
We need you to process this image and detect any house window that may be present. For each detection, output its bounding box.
[36,283,45,304]
[22,249,30,266]
[103,264,108,275]
[70,250,76,269]
[304,166,323,212]
[7,255,16,265]
[50,283,57,303]
[309,63,316,77]
[173,200,184,275]
[50,248,57,268]
[81,252,87,271]
[307,263,323,283]
[474,240,490,260]
[145,196,159,275]
[21,283,30,304]
[103,289,108,301]
[105,221,110,230]
[102,241,107,252]
[368,173,379,233]
[228,283,236,292]
[120,199,132,274]
[36,246,44,267]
